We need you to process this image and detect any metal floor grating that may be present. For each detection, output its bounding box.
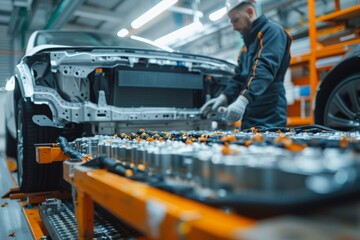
[39,198,142,240]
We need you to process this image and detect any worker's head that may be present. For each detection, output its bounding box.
[226,0,261,35]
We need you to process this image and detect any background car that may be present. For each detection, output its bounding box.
[314,45,360,130]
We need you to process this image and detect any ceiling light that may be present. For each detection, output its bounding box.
[117,29,129,37]
[131,0,178,29]
[155,21,203,46]
[131,35,174,52]
[209,7,226,21]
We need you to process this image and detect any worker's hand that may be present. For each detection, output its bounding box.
[200,94,227,116]
[219,95,248,123]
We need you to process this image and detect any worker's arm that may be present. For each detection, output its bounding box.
[241,26,289,103]
[223,47,247,103]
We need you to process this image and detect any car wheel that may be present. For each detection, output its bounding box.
[17,98,63,192]
[6,127,17,158]
[323,73,360,130]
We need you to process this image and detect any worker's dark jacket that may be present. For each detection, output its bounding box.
[224,15,292,130]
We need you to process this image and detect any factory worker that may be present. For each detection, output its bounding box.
[201,0,292,130]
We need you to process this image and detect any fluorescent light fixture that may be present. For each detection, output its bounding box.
[209,7,226,21]
[131,35,174,52]
[155,21,203,46]
[131,0,178,29]
[117,28,129,37]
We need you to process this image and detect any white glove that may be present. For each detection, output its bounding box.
[200,94,227,116]
[219,95,248,123]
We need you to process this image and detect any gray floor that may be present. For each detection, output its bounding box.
[0,151,33,239]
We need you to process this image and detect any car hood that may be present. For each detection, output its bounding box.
[24,45,236,76]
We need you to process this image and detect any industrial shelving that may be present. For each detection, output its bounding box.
[287,0,360,126]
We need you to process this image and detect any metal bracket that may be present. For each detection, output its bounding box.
[97,90,107,107]
[32,115,64,128]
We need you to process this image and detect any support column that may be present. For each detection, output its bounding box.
[76,190,94,240]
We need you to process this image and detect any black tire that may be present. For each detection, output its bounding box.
[17,98,63,192]
[323,73,360,131]
[6,127,17,158]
